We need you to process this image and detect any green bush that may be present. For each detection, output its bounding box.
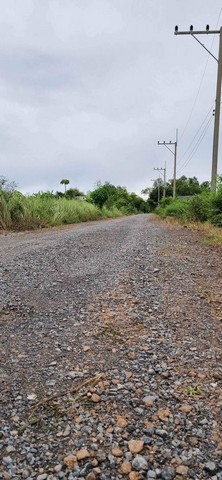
[159,199,189,220]
[211,191,222,214]
[187,194,212,222]
[157,186,222,227]
[159,197,173,208]
[211,213,222,227]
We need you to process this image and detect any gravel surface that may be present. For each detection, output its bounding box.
[0,214,221,480]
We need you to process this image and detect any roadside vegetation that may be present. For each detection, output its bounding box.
[147,175,222,245]
[0,177,149,231]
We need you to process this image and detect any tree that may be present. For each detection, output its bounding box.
[200,181,210,192]
[65,188,84,199]
[0,176,17,200]
[146,176,204,210]
[166,176,201,196]
[60,179,70,193]
[147,178,164,207]
[0,176,17,193]
[89,181,149,213]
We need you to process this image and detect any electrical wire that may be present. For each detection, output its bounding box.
[168,113,214,178]
[177,115,213,174]
[177,102,214,166]
[179,7,222,143]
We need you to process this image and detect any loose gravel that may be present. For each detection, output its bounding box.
[0,215,221,480]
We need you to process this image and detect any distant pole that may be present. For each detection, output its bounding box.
[158,131,178,198]
[174,25,222,191]
[173,129,178,199]
[154,165,167,198]
[164,160,166,198]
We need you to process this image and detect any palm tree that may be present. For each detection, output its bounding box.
[60,179,70,193]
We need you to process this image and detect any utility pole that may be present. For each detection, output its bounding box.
[154,163,166,198]
[158,129,178,198]
[174,25,222,191]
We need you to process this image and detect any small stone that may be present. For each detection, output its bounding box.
[6,446,16,453]
[179,404,192,413]
[176,465,188,476]
[189,437,198,446]
[112,447,123,457]
[135,407,144,415]
[27,393,37,401]
[117,416,128,428]
[120,461,132,474]
[155,429,168,437]
[37,475,48,480]
[132,455,148,471]
[12,415,19,423]
[2,473,11,480]
[76,449,90,461]
[91,394,101,403]
[205,461,216,473]
[83,346,91,352]
[129,472,144,480]
[128,439,144,454]
[147,470,157,479]
[3,457,12,465]
[63,425,71,436]
[54,465,62,473]
[213,370,222,380]
[157,408,170,421]
[63,454,77,469]
[128,351,136,360]
[161,467,176,479]
[86,473,96,480]
[143,396,157,406]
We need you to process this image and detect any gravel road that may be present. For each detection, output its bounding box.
[0,214,221,480]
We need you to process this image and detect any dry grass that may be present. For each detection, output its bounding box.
[187,222,222,247]
[153,214,222,247]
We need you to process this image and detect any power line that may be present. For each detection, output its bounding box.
[177,102,214,166]
[175,25,222,191]
[177,115,213,174]
[179,7,222,142]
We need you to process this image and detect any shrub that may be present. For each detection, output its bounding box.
[159,199,189,220]
[187,194,212,222]
[159,197,173,208]
[211,191,222,214]
[211,213,222,227]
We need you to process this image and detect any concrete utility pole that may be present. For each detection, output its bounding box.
[158,130,178,198]
[174,25,222,192]
[154,164,166,198]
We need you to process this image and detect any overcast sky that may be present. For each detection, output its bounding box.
[0,0,222,195]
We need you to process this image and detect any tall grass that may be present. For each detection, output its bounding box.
[0,193,123,231]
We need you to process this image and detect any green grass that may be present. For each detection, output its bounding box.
[156,192,222,247]
[0,193,124,231]
[158,190,222,225]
